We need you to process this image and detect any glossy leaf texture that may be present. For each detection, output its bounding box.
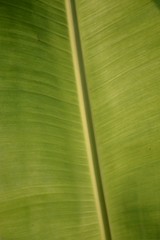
[76,0,160,239]
[0,1,102,240]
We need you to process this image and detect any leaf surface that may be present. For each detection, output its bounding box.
[76,0,160,239]
[0,1,102,239]
[1,0,160,240]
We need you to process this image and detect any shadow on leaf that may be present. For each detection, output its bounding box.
[153,0,160,9]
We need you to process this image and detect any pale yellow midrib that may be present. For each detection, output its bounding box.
[65,1,110,240]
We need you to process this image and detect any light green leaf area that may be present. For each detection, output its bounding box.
[0,1,101,240]
[76,0,160,239]
[1,0,160,239]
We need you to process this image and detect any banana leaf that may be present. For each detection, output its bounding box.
[0,0,160,240]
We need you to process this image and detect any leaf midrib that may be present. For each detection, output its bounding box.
[65,1,112,239]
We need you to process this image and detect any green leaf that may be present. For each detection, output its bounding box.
[0,1,103,239]
[1,0,160,240]
[76,0,160,239]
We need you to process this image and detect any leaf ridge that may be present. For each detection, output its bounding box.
[65,1,112,239]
